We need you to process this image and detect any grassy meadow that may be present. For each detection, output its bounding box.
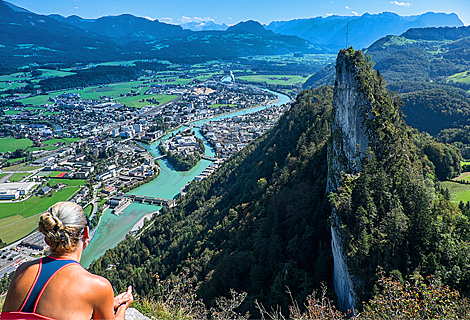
[0,138,33,153]
[441,180,470,203]
[0,186,81,243]
[237,74,308,85]
[447,71,470,84]
[6,172,31,182]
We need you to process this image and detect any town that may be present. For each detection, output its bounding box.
[0,73,291,279]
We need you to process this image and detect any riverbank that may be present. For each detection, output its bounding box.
[131,212,155,233]
[80,89,291,268]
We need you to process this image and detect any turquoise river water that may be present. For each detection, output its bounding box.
[80,90,290,267]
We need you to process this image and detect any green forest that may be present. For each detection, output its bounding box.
[89,51,470,316]
[304,26,470,160]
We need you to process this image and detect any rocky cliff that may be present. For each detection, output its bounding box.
[327,49,374,311]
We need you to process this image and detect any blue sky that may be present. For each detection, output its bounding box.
[8,0,470,25]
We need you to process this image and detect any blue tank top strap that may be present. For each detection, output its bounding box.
[20,256,78,313]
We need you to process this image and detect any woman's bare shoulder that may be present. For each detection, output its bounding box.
[71,265,113,292]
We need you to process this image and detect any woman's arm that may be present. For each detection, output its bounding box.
[90,277,116,320]
[90,277,133,320]
[114,286,133,320]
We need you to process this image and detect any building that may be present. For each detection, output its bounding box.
[75,171,89,179]
[0,189,20,200]
[96,169,116,181]
[110,128,120,137]
[38,186,52,195]
[101,186,116,195]
[132,124,143,134]
[0,182,37,199]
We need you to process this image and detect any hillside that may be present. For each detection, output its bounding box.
[304,25,470,88]
[0,0,125,67]
[327,49,466,308]
[90,87,335,315]
[49,13,188,43]
[303,25,470,158]
[266,12,463,51]
[0,2,320,68]
[90,52,470,315]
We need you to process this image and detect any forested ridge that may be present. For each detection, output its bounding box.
[329,49,467,305]
[91,87,335,315]
[303,26,470,159]
[90,67,470,315]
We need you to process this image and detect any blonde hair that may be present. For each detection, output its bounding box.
[38,202,87,253]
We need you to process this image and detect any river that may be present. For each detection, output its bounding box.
[80,90,290,267]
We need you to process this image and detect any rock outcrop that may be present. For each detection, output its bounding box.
[327,48,375,311]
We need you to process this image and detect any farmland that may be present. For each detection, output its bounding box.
[237,74,309,85]
[0,186,81,243]
[0,138,33,153]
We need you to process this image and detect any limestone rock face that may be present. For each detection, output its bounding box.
[327,49,373,312]
[327,50,372,193]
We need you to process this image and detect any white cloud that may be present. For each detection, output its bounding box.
[74,6,79,9]
[352,11,358,16]
[178,16,216,24]
[390,1,412,7]
[345,6,350,9]
[159,17,173,24]
[326,13,334,16]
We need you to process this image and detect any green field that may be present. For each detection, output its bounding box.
[37,69,76,78]
[41,138,80,146]
[0,214,40,244]
[447,71,470,84]
[2,164,24,171]
[3,110,24,115]
[48,178,85,187]
[441,181,470,202]
[237,74,309,85]
[0,82,27,91]
[29,145,59,152]
[7,172,30,182]
[115,94,177,108]
[0,72,30,82]
[0,186,80,219]
[6,157,26,164]
[18,166,42,172]
[17,80,175,106]
[0,138,33,153]
[16,94,53,105]
[0,173,7,179]
[84,204,93,218]
[0,186,80,243]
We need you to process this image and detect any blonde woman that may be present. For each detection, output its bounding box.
[1,202,133,320]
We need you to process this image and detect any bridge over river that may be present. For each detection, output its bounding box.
[124,194,176,208]
[154,154,217,161]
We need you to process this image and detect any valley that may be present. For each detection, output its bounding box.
[1,0,470,318]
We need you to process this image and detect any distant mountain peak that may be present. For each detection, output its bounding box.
[227,20,275,37]
[266,11,463,50]
[2,0,31,13]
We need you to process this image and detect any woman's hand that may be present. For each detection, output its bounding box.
[114,286,133,311]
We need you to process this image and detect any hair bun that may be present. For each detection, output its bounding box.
[39,202,87,253]
[40,212,64,233]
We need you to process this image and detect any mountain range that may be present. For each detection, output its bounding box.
[0,0,465,69]
[266,11,463,50]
